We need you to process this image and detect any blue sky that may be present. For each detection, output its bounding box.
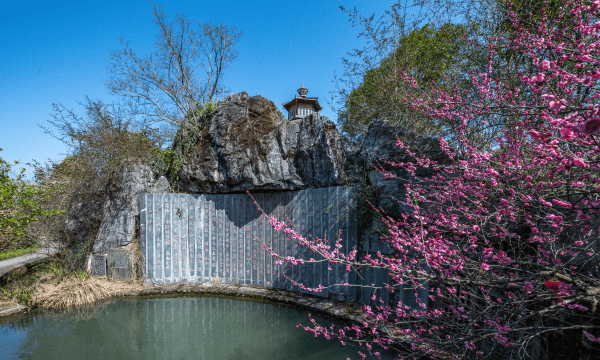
[1,0,395,181]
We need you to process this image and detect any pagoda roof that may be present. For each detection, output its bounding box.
[282,96,323,111]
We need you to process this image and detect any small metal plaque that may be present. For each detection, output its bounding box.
[92,254,107,277]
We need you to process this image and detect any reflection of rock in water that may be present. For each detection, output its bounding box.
[0,296,396,360]
[227,347,253,360]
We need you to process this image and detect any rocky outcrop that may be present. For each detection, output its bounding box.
[93,163,170,254]
[81,91,448,298]
[361,119,448,172]
[360,119,449,220]
[176,92,359,193]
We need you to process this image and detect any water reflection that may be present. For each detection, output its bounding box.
[0,297,394,360]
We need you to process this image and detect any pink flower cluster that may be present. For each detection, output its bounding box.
[247,0,600,358]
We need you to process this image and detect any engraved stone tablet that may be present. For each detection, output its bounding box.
[92,254,107,277]
[107,248,133,280]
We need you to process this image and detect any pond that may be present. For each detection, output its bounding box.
[0,296,395,360]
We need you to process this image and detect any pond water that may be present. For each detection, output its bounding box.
[0,296,395,360]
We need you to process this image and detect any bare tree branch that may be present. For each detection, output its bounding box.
[106,4,242,131]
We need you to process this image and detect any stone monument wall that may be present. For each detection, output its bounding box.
[140,187,364,303]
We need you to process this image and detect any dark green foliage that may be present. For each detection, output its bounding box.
[338,23,475,144]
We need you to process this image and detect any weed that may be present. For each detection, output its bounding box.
[1,286,35,309]
[47,262,66,279]
[32,277,147,310]
[72,270,89,281]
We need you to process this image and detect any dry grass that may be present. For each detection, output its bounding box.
[31,276,148,311]
[1,263,150,312]
[0,298,18,309]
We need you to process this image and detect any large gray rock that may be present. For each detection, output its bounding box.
[150,176,170,193]
[361,119,447,172]
[361,119,449,219]
[369,169,413,219]
[177,91,359,193]
[362,119,408,170]
[93,163,170,254]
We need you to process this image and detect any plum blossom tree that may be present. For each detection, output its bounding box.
[249,0,600,358]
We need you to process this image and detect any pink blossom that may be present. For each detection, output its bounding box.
[261,3,600,356]
[539,197,553,207]
[552,199,572,208]
[496,323,510,334]
[531,73,545,83]
[573,158,589,169]
[584,331,600,342]
[574,117,600,135]
[558,282,575,296]
[548,99,567,110]
[541,93,556,100]
[540,60,551,70]
[560,128,575,140]
[529,130,544,140]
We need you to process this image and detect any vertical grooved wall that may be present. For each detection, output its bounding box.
[140,187,358,301]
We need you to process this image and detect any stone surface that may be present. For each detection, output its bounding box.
[107,248,133,281]
[308,299,335,312]
[361,118,447,172]
[149,176,170,193]
[94,164,170,254]
[91,254,107,277]
[177,91,359,193]
[362,119,408,171]
[368,169,413,220]
[326,307,349,317]
[139,288,161,295]
[0,305,25,317]
[361,217,395,254]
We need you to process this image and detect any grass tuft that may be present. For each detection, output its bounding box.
[31,276,147,311]
[1,260,149,311]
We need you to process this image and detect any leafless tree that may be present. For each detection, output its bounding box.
[106,4,242,130]
[30,97,167,269]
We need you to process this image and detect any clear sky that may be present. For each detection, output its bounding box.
[1,0,395,181]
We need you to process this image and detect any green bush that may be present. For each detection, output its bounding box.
[0,149,65,250]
